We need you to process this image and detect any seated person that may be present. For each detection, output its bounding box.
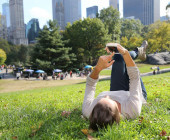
[82,42,147,131]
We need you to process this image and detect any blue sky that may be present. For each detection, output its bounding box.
[0,0,169,28]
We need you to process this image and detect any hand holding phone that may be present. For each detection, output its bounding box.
[106,43,119,53]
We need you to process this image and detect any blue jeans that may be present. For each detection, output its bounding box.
[110,51,147,100]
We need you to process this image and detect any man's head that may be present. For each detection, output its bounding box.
[89,96,120,131]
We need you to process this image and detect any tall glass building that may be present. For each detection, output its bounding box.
[2,3,10,27]
[123,0,160,25]
[26,18,40,44]
[109,0,123,18]
[86,6,98,18]
[52,0,81,30]
[0,14,7,40]
[52,0,65,30]
[9,0,28,45]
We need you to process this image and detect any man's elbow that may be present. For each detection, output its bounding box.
[82,109,89,119]
[130,106,141,119]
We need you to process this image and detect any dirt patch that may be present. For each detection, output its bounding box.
[0,79,86,94]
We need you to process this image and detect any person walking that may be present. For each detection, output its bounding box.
[157,66,160,74]
[70,70,72,78]
[6,67,8,74]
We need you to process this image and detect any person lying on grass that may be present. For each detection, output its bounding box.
[82,42,147,131]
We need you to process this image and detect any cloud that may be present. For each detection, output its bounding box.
[30,7,52,28]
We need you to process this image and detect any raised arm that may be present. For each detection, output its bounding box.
[90,53,115,79]
[116,44,142,118]
[82,53,115,118]
[116,44,135,67]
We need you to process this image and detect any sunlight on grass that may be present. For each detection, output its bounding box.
[0,73,169,139]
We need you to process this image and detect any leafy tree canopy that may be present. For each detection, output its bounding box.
[121,19,143,40]
[146,21,170,53]
[63,18,109,67]
[98,6,121,42]
[0,49,7,65]
[0,38,10,54]
[120,36,143,51]
[31,20,76,73]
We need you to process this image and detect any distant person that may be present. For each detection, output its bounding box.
[52,74,55,80]
[60,73,64,80]
[43,73,47,80]
[2,74,5,79]
[28,73,30,79]
[70,70,72,78]
[6,68,8,74]
[16,73,20,80]
[157,66,160,73]
[58,73,60,78]
[153,70,156,75]
[65,71,68,78]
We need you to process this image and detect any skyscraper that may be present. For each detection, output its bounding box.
[2,3,10,27]
[0,13,7,40]
[52,0,81,30]
[9,0,28,45]
[109,0,117,9]
[123,0,160,25]
[26,18,40,44]
[86,6,98,18]
[109,0,123,18]
[52,0,65,30]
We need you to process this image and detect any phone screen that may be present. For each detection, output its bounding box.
[108,46,119,53]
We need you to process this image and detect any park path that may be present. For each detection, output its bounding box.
[140,68,170,77]
[0,69,15,79]
[99,68,170,80]
[0,68,170,81]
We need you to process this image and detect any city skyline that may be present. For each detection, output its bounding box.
[0,0,169,28]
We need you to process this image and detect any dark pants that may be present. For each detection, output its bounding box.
[110,51,147,100]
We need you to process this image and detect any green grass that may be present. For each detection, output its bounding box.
[0,73,169,139]
[100,64,170,76]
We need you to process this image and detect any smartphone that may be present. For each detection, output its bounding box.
[106,43,119,53]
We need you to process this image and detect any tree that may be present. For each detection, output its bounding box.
[120,36,143,50]
[120,36,128,48]
[0,49,7,65]
[146,21,170,53]
[121,19,143,39]
[5,45,20,65]
[31,20,76,73]
[98,6,121,42]
[17,45,29,65]
[128,36,143,50]
[166,3,170,21]
[63,18,109,67]
[141,25,149,38]
[0,38,10,54]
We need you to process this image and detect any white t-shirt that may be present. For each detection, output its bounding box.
[82,66,146,119]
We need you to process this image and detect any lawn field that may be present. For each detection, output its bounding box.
[0,73,169,139]
[100,64,170,76]
[0,79,86,94]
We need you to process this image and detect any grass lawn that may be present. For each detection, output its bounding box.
[0,79,86,94]
[100,64,170,76]
[0,73,169,139]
